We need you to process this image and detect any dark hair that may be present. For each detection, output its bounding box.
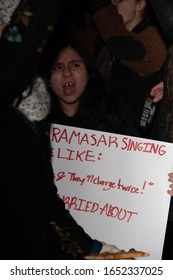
[162,46,173,141]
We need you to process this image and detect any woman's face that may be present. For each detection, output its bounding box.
[50,46,89,107]
[111,0,145,31]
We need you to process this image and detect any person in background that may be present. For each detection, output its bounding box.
[0,0,121,259]
[72,0,168,139]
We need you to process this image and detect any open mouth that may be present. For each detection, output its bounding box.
[63,82,75,95]
[64,82,75,87]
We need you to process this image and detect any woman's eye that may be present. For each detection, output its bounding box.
[70,63,80,69]
[52,64,64,71]
[57,65,64,71]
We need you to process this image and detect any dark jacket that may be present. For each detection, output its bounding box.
[0,0,102,260]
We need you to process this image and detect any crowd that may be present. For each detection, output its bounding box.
[1,0,173,259]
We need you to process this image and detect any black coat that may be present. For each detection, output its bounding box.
[1,106,95,259]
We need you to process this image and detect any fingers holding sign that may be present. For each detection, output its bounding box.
[168,173,173,196]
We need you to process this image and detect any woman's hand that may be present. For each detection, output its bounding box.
[168,172,173,196]
[150,81,164,103]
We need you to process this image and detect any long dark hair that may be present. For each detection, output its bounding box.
[163,46,173,141]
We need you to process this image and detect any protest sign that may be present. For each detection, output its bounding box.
[50,124,173,259]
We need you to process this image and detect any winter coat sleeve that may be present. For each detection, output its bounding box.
[88,0,167,77]
[150,0,173,42]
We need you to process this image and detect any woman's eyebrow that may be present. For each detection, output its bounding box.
[54,59,84,64]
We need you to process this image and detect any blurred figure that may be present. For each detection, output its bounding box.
[0,0,120,259]
[147,59,173,261]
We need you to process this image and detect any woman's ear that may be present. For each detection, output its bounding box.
[136,0,146,13]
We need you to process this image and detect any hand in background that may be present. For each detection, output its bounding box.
[150,81,163,103]
[100,244,120,253]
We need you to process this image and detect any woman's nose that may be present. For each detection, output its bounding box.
[63,66,72,76]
